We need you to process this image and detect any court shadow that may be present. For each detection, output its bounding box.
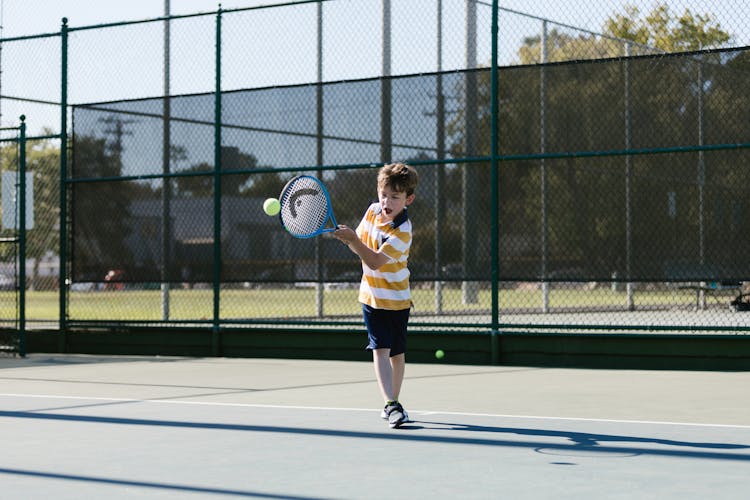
[0,466,325,499]
[2,409,748,462]
[413,419,749,457]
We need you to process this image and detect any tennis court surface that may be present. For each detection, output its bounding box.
[1,354,748,499]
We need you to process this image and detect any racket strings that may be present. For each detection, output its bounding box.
[279,177,330,237]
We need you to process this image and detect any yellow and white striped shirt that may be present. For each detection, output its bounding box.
[356,203,412,310]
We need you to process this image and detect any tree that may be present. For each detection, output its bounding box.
[445,3,735,280]
[604,4,731,51]
[24,135,62,289]
[517,3,731,64]
[0,132,62,289]
[72,135,137,281]
[171,146,263,198]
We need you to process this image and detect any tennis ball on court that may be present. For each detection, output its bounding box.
[263,198,280,216]
[435,349,445,360]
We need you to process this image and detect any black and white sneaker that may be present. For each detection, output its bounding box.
[383,401,408,428]
[381,404,410,423]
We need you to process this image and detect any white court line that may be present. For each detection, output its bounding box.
[2,392,749,430]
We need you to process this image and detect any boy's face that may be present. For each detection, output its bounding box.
[378,184,415,222]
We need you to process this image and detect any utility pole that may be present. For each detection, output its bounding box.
[99,115,136,170]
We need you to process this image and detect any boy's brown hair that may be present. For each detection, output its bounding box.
[378,162,418,196]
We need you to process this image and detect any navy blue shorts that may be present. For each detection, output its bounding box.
[362,304,410,357]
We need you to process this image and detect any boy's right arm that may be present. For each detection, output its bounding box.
[333,226,389,270]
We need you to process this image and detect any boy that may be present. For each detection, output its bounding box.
[333,162,418,429]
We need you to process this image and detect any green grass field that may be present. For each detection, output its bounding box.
[0,285,709,323]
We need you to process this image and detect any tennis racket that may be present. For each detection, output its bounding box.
[278,175,339,238]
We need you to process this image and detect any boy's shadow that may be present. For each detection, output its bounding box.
[400,420,749,458]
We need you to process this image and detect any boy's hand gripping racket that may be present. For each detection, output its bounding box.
[278,175,339,238]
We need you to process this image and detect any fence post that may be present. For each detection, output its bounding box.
[624,42,635,310]
[212,6,223,355]
[490,0,500,364]
[697,49,706,309]
[434,0,444,315]
[58,17,69,353]
[540,20,549,313]
[18,115,27,357]
[380,0,392,163]
[315,0,325,317]
[161,0,172,321]
[462,0,478,305]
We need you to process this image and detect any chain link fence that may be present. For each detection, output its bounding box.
[0,119,31,355]
[0,0,749,338]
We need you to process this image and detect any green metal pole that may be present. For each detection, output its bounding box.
[212,6,222,356]
[58,17,69,353]
[18,115,27,357]
[490,0,500,364]
[161,0,172,321]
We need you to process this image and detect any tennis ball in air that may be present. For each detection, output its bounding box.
[435,349,445,360]
[263,198,280,216]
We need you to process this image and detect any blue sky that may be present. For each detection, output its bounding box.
[2,1,743,40]
[1,0,744,135]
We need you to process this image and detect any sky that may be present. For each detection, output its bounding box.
[0,0,744,135]
[1,1,743,39]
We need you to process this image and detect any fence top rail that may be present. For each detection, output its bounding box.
[0,0,336,42]
[0,30,60,43]
[0,114,24,132]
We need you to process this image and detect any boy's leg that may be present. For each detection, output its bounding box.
[389,353,410,423]
[372,348,395,402]
[374,351,410,426]
[374,349,406,428]
[390,353,405,401]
